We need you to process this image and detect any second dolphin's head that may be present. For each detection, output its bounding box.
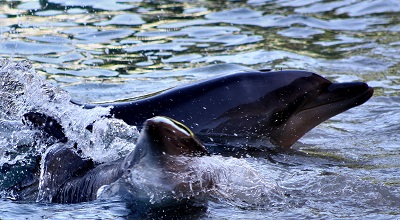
[99,116,212,208]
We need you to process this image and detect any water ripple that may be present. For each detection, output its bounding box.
[28,53,84,64]
[335,0,400,16]
[74,29,134,44]
[47,0,135,11]
[94,14,145,26]
[0,41,74,55]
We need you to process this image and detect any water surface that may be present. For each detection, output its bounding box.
[0,0,400,219]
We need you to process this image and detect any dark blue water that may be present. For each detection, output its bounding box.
[1,0,400,219]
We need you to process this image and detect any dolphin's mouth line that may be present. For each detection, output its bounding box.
[297,85,374,115]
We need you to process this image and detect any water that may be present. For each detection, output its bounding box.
[0,0,400,219]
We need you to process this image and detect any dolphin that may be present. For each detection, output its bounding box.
[80,70,374,148]
[33,116,212,206]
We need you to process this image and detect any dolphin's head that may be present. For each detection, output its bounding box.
[138,116,209,157]
[265,72,374,148]
[122,116,209,168]
[208,71,374,148]
[100,116,212,208]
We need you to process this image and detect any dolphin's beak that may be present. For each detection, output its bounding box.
[270,82,374,148]
[302,82,374,112]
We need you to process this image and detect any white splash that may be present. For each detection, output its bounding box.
[87,118,139,163]
[0,59,135,162]
[190,156,286,208]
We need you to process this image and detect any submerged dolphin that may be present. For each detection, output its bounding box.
[35,116,212,205]
[81,70,374,148]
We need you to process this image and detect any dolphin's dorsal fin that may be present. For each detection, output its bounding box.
[23,112,68,143]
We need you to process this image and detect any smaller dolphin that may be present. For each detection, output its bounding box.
[36,116,212,206]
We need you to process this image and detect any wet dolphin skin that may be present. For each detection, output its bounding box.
[83,70,373,148]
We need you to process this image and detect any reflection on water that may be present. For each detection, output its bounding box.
[1,0,400,219]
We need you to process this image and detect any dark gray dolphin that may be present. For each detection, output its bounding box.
[81,70,374,148]
[37,116,211,205]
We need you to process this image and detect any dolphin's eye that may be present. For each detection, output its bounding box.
[271,109,291,126]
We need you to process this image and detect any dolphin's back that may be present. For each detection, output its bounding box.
[83,71,315,131]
